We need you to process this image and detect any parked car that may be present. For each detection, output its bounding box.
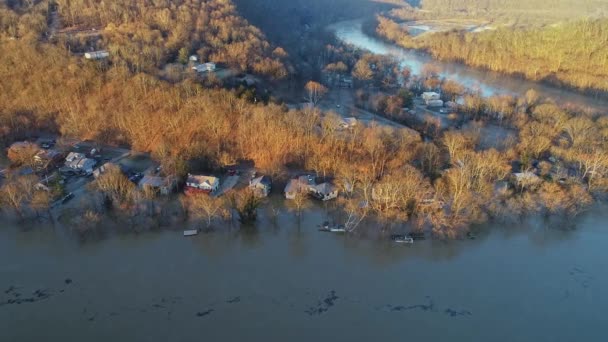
[40,140,55,149]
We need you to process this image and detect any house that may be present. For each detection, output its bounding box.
[311,182,339,201]
[249,175,272,197]
[65,152,86,163]
[67,158,97,175]
[185,174,220,194]
[192,62,216,73]
[189,55,198,62]
[284,175,338,201]
[284,175,315,199]
[64,152,96,174]
[339,117,358,130]
[511,172,542,190]
[422,91,441,105]
[139,175,177,196]
[84,50,109,60]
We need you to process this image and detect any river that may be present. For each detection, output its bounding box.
[1,202,608,341]
[329,19,608,112]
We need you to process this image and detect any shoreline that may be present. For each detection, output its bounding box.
[345,17,608,108]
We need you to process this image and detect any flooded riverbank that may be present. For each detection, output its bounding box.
[329,19,608,112]
[1,204,608,341]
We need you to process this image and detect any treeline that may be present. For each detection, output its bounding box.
[376,16,608,95]
[3,40,608,236]
[0,0,287,78]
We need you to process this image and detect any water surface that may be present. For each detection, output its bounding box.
[1,205,608,341]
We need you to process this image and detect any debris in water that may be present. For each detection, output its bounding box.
[305,290,339,316]
[444,308,472,317]
[196,309,214,317]
[226,296,241,304]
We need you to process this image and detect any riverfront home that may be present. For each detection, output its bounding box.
[249,175,272,197]
[139,175,177,196]
[284,175,316,199]
[310,182,339,201]
[186,174,220,194]
[64,152,96,175]
[284,175,339,201]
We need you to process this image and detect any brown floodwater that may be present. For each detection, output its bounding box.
[1,203,608,341]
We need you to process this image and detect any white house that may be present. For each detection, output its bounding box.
[512,172,542,190]
[339,117,358,130]
[64,152,96,174]
[66,158,96,174]
[65,152,86,163]
[186,174,220,194]
[192,62,216,73]
[422,92,441,102]
[84,51,109,60]
[311,182,339,201]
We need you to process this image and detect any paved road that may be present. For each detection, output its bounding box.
[49,150,131,213]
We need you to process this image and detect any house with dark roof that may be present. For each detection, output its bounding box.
[284,175,338,201]
[139,175,177,196]
[249,175,272,197]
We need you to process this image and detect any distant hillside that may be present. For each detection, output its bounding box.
[413,0,608,24]
[377,15,608,94]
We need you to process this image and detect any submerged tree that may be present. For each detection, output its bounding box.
[229,189,263,225]
[183,194,228,228]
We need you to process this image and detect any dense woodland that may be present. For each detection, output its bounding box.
[1,0,608,237]
[376,15,608,94]
[1,0,287,77]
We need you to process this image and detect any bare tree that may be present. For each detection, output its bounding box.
[184,194,228,227]
[304,81,328,106]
